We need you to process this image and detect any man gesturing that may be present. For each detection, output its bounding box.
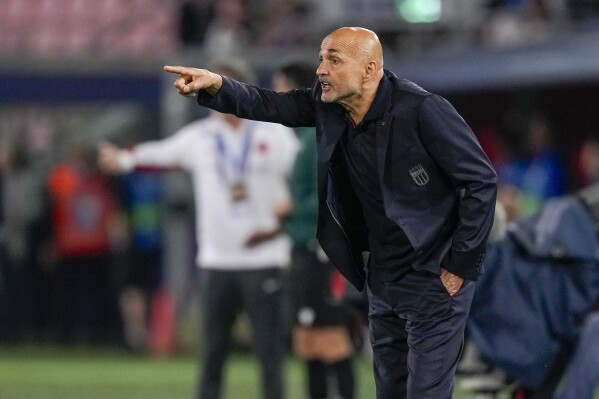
[165,27,497,399]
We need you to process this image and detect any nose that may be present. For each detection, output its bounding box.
[316,62,327,76]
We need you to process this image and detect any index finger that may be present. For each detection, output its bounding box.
[164,65,196,75]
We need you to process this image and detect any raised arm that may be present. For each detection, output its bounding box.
[164,65,317,128]
[97,128,194,175]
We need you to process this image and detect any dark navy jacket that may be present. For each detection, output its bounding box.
[196,69,497,290]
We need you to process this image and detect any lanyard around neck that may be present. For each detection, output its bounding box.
[214,122,255,182]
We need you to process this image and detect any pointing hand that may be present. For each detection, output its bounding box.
[163,66,223,97]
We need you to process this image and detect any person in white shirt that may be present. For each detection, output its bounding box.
[98,59,299,399]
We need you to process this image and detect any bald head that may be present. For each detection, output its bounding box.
[324,27,383,69]
[317,27,385,119]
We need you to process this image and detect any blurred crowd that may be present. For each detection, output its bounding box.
[1,0,599,56]
[0,128,160,346]
[178,0,599,55]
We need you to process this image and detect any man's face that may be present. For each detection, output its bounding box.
[317,35,365,104]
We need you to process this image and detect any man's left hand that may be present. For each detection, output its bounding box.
[440,268,464,296]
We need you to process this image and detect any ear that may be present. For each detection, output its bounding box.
[363,61,377,80]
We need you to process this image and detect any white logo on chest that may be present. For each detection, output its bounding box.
[408,164,430,186]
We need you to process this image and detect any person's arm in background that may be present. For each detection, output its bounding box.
[97,128,194,174]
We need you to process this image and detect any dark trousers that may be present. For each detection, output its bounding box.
[197,267,287,399]
[367,268,475,399]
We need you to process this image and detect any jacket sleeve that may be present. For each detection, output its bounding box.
[196,77,317,128]
[418,94,497,280]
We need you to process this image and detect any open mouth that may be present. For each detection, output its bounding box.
[320,81,332,91]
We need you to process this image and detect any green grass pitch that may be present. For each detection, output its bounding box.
[0,344,517,399]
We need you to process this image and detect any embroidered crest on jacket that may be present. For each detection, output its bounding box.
[408,164,430,186]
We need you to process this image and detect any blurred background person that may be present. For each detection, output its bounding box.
[0,133,47,342]
[272,60,356,399]
[498,109,566,216]
[98,58,299,399]
[45,139,122,344]
[114,164,165,353]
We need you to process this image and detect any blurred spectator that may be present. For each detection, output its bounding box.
[272,60,356,399]
[202,0,251,57]
[0,134,47,341]
[45,140,121,344]
[116,170,164,352]
[98,58,298,399]
[499,109,566,215]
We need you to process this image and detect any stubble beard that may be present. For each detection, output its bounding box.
[320,87,337,103]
